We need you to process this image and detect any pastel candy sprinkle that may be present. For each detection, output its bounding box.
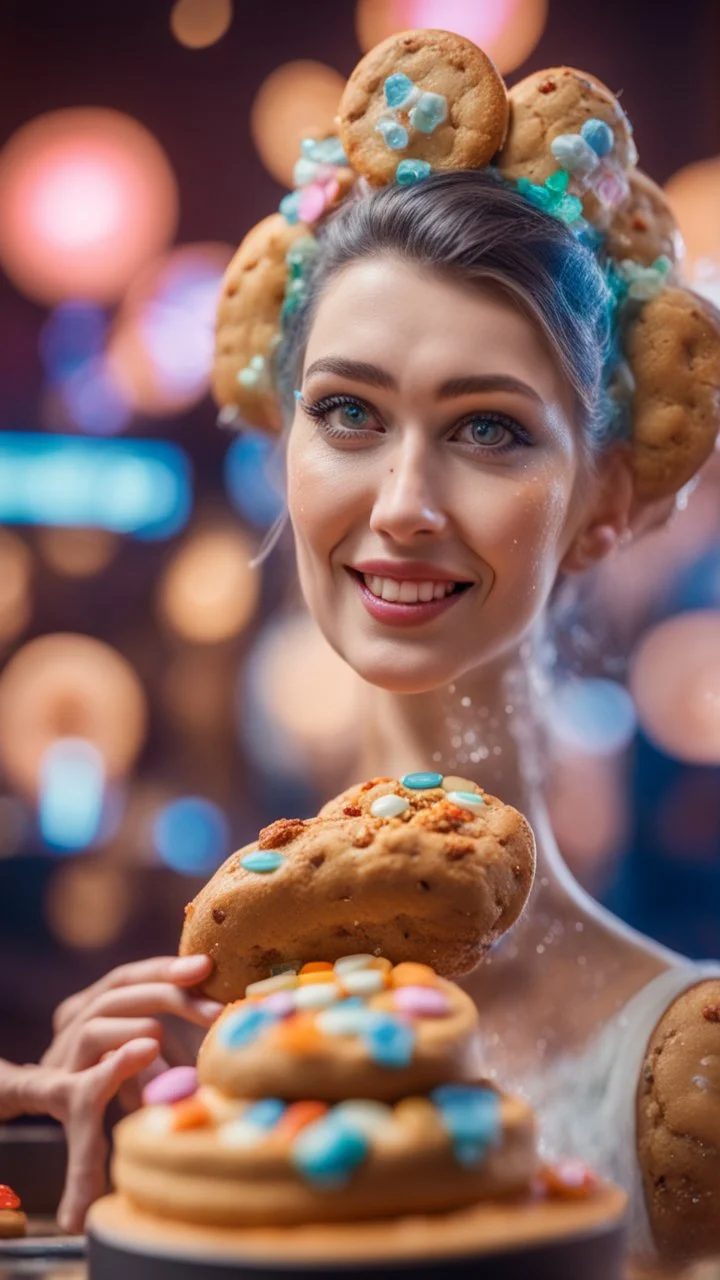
[300,961,334,974]
[274,1100,328,1142]
[142,1066,198,1107]
[432,1084,500,1167]
[292,1115,369,1186]
[442,776,479,793]
[317,1000,374,1037]
[240,849,286,874]
[550,133,599,176]
[401,771,443,790]
[295,982,341,1011]
[395,159,432,185]
[279,190,302,224]
[384,72,415,109]
[333,1100,393,1138]
[393,985,450,1018]
[246,972,298,998]
[334,954,378,975]
[262,991,296,1018]
[362,1013,416,1068]
[371,793,409,819]
[580,118,614,157]
[171,1096,212,1131]
[341,968,386,997]
[300,136,347,167]
[237,354,267,389]
[217,1102,285,1150]
[293,156,319,187]
[297,183,328,224]
[220,1005,271,1049]
[376,118,409,150]
[391,962,438,988]
[445,790,485,812]
[142,1105,174,1135]
[409,91,447,134]
[246,1098,286,1128]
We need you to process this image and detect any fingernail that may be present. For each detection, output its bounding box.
[198,1000,223,1020]
[169,955,209,977]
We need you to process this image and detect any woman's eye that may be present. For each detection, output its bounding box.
[468,417,508,447]
[332,402,370,430]
[454,412,528,453]
[300,394,380,437]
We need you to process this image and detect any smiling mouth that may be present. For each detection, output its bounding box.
[356,572,472,604]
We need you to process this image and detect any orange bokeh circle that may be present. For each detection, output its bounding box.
[629,611,720,765]
[170,0,233,49]
[0,108,179,305]
[664,156,720,280]
[251,61,346,187]
[355,0,547,75]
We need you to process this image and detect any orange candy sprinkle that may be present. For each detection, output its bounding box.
[298,971,339,986]
[273,1100,328,1142]
[273,1013,323,1054]
[299,962,334,975]
[0,1185,21,1210]
[539,1160,598,1200]
[171,1097,212,1131]
[391,963,438,989]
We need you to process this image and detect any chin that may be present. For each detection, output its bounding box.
[346,643,466,696]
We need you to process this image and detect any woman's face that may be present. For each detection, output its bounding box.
[287,257,594,694]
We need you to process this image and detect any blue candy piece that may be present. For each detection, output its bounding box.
[293,156,318,187]
[555,193,584,225]
[240,849,286,873]
[580,118,614,158]
[409,91,447,135]
[550,133,599,177]
[243,1098,286,1130]
[515,177,552,212]
[432,1085,501,1167]
[401,771,443,790]
[291,1115,369,1187]
[362,1013,416,1068]
[395,158,432,185]
[376,118,409,151]
[279,191,301,225]
[301,136,347,167]
[384,72,415,109]
[219,1005,271,1049]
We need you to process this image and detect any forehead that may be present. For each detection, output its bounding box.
[304,256,574,411]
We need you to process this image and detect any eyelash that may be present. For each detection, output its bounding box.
[298,393,533,455]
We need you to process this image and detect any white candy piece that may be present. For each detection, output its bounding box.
[334,954,377,975]
[198,1087,245,1125]
[218,1118,264,1150]
[333,1100,394,1137]
[142,1105,173,1135]
[294,982,341,1010]
[370,793,410,819]
[246,972,298,998]
[445,791,486,813]
[341,968,386,997]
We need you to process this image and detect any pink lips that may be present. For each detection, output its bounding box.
[350,573,469,629]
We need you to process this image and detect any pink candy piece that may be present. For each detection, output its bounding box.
[298,182,328,223]
[393,986,450,1018]
[142,1066,198,1107]
[263,991,296,1018]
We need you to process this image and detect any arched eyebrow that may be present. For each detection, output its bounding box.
[304,359,543,405]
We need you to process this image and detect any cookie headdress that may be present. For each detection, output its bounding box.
[213,29,720,505]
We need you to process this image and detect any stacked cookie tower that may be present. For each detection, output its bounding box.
[111,772,560,1228]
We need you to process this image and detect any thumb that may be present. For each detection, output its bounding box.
[56,1038,160,1234]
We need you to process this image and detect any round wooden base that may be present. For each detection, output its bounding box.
[88,1187,627,1280]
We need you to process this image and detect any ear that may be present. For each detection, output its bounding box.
[560,446,634,574]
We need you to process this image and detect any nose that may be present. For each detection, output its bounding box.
[368,434,448,544]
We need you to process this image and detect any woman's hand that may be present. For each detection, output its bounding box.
[0,1038,160,1233]
[42,955,222,1075]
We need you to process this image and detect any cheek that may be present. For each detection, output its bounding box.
[468,471,572,596]
[286,427,360,582]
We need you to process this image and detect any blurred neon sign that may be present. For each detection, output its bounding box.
[0,433,192,537]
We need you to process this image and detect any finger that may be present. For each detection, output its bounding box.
[70,1018,165,1073]
[84,983,222,1028]
[56,1039,160,1233]
[118,1054,171,1114]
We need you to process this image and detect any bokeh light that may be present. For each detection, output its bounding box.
[170,0,233,48]
[59,355,133,435]
[548,678,637,757]
[243,614,360,779]
[0,108,178,305]
[0,530,33,646]
[665,157,720,289]
[0,634,147,796]
[224,431,285,529]
[162,651,232,732]
[36,528,118,578]
[107,243,232,417]
[158,526,259,644]
[355,0,547,74]
[251,61,346,187]
[39,301,108,381]
[0,796,31,860]
[39,738,106,851]
[152,797,230,875]
[630,611,720,764]
[45,860,131,949]
[550,753,628,873]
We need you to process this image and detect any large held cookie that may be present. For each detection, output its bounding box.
[179,773,536,1002]
[637,979,720,1259]
[337,30,509,188]
[498,67,637,225]
[197,958,479,1102]
[605,170,684,270]
[212,213,311,433]
[625,286,720,501]
[113,1081,537,1227]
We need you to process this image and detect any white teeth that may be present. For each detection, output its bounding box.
[362,575,458,604]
